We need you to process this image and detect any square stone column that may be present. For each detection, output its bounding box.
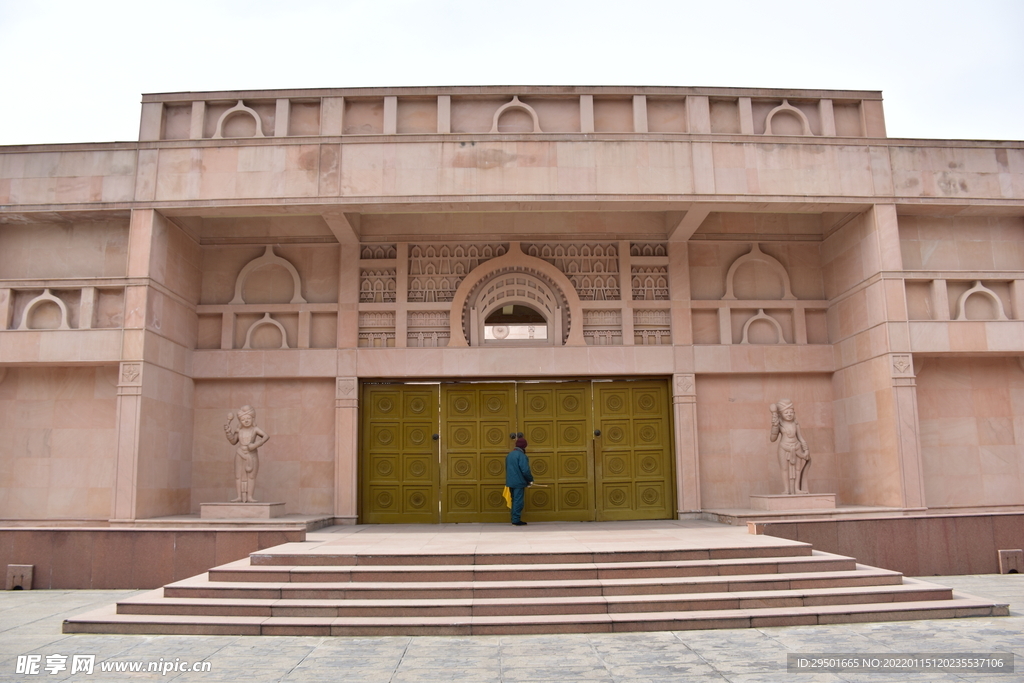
[672,373,701,515]
[334,377,359,524]
[111,361,144,521]
[890,354,926,508]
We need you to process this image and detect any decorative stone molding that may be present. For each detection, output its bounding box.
[631,267,669,300]
[17,289,71,330]
[630,243,667,257]
[471,270,560,345]
[336,377,357,399]
[892,354,913,376]
[525,243,620,301]
[583,309,622,346]
[359,310,397,348]
[408,243,506,303]
[764,100,813,136]
[230,246,306,305]
[740,309,787,344]
[336,377,358,409]
[489,96,542,133]
[407,311,450,348]
[360,244,397,260]
[213,100,266,139]
[723,243,796,300]
[954,281,1009,320]
[360,269,397,303]
[119,362,142,386]
[674,374,695,396]
[242,313,290,349]
[447,242,585,347]
[634,309,671,345]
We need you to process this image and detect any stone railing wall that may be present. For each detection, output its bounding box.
[139,86,887,141]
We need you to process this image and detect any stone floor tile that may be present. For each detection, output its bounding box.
[499,665,614,681]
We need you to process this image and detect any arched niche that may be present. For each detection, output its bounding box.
[230,246,307,305]
[764,100,813,136]
[723,243,796,300]
[955,281,1008,320]
[448,242,585,347]
[213,100,266,139]
[18,289,71,330]
[489,96,542,134]
[740,309,787,344]
[243,313,289,349]
[475,274,558,345]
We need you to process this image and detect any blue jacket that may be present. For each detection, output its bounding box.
[505,447,534,488]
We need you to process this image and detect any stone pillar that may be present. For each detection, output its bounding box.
[110,209,154,521]
[672,373,700,515]
[334,377,360,524]
[890,354,926,509]
[618,240,634,343]
[111,362,144,521]
[338,244,360,349]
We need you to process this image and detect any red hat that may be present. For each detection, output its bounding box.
[515,437,528,449]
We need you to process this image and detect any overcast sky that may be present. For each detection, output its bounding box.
[1,0,1021,146]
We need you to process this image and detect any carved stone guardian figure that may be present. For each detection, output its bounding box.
[224,405,269,503]
[769,399,810,494]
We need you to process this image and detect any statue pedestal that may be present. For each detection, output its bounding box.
[749,494,836,511]
[200,502,286,519]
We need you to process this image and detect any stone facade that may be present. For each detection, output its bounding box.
[1,86,1023,523]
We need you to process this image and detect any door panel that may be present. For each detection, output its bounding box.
[518,382,594,521]
[361,384,439,523]
[441,384,516,522]
[360,379,675,524]
[594,380,674,520]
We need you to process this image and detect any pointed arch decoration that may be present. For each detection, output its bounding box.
[723,243,796,300]
[213,100,266,139]
[764,100,813,136]
[955,281,1009,320]
[230,246,306,305]
[242,312,289,349]
[18,289,71,330]
[740,309,787,344]
[489,96,542,133]
[447,242,585,347]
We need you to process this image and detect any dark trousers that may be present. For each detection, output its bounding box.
[510,487,526,523]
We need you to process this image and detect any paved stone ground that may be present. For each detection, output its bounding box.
[0,575,1020,682]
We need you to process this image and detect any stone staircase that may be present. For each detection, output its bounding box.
[63,525,1007,636]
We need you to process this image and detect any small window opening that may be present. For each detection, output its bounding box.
[484,305,548,341]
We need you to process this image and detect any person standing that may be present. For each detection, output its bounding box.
[505,437,533,526]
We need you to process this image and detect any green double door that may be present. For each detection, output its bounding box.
[360,380,674,523]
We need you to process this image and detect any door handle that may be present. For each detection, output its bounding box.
[593,429,601,437]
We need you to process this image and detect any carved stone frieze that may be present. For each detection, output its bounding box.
[631,267,669,300]
[524,243,620,301]
[630,243,667,257]
[360,245,397,260]
[360,269,396,303]
[408,244,506,303]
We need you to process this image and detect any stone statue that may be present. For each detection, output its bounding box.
[769,399,810,494]
[224,405,269,503]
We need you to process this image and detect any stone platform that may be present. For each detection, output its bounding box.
[749,493,837,511]
[62,520,1007,636]
[200,502,286,519]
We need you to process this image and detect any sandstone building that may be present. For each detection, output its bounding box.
[1,86,1023,541]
